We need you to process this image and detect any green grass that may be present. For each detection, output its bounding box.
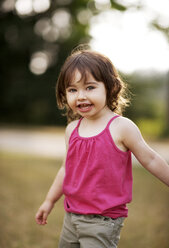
[0,153,168,248]
[136,119,165,140]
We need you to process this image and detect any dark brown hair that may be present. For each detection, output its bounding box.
[56,47,130,122]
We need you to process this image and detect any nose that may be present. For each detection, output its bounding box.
[77,90,87,100]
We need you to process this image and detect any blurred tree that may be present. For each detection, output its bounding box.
[123,72,166,121]
[152,21,169,43]
[164,72,169,136]
[0,0,127,126]
[151,21,169,136]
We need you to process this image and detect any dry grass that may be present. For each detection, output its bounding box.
[119,165,169,248]
[0,153,168,248]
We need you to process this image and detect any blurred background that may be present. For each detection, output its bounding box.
[0,0,169,248]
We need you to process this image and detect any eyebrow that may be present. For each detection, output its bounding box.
[67,81,99,87]
[85,81,99,85]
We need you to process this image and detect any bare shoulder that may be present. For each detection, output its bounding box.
[66,119,79,134]
[119,116,142,138]
[65,119,79,145]
[110,116,140,134]
[109,116,142,151]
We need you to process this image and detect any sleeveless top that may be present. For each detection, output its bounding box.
[63,115,133,218]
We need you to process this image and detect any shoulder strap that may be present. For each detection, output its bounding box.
[106,115,120,129]
[76,118,83,129]
[68,118,83,143]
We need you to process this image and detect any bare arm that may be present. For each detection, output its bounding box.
[35,161,65,225]
[44,163,65,204]
[35,120,78,225]
[121,118,169,186]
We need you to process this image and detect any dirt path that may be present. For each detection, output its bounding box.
[0,127,169,162]
[0,127,66,159]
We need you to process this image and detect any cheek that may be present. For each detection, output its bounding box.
[98,88,107,104]
[66,93,76,107]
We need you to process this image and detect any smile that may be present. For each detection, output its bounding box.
[77,103,93,112]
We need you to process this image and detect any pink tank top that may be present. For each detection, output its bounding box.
[63,116,133,218]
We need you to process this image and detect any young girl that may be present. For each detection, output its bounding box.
[35,48,169,248]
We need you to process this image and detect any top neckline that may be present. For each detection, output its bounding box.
[76,115,120,140]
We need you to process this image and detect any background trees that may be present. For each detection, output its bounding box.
[0,0,168,138]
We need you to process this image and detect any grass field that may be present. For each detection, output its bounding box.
[0,152,168,248]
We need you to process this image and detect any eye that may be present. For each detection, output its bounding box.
[67,88,77,93]
[86,86,95,91]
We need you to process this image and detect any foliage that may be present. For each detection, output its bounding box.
[0,0,127,126]
[122,71,168,135]
[1,0,168,133]
[152,21,169,43]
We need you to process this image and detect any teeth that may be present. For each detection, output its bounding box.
[81,104,88,107]
[78,104,91,108]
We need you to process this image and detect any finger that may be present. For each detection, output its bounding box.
[35,210,44,224]
[42,212,48,225]
[35,216,43,225]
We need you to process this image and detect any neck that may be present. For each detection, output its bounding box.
[83,106,115,123]
[78,108,117,138]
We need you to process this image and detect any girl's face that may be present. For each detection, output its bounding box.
[66,70,107,119]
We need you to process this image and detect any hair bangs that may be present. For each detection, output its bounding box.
[64,54,103,88]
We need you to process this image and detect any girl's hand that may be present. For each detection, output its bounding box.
[35,200,54,225]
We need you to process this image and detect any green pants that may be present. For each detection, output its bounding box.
[58,212,125,248]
